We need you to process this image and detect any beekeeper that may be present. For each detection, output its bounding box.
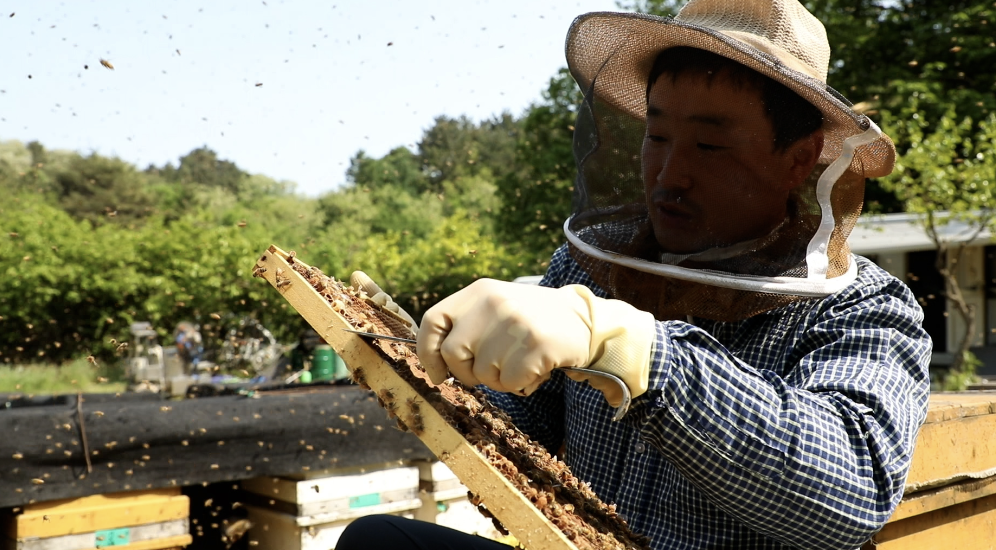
[340,0,932,548]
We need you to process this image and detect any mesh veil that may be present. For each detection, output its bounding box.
[563,11,890,322]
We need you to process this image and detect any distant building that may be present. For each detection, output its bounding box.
[849,212,996,378]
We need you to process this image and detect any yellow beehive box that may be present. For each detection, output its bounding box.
[866,393,996,549]
[2,488,192,550]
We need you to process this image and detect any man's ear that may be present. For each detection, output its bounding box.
[783,129,824,190]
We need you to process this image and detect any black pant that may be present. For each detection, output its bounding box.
[336,515,511,550]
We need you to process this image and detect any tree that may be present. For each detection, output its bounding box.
[879,98,996,383]
[346,148,428,194]
[173,146,247,194]
[418,114,520,190]
[497,69,583,267]
[54,153,157,224]
[616,0,680,17]
[348,211,520,320]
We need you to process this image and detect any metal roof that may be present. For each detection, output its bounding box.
[848,212,995,255]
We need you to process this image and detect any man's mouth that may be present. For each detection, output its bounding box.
[655,201,693,221]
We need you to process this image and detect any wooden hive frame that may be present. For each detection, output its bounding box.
[253,246,649,550]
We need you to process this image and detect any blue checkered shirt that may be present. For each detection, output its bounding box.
[487,244,932,550]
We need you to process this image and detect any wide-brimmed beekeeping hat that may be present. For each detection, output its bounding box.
[566,0,895,178]
[561,0,897,321]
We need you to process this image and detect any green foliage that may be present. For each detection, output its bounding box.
[313,114,528,307]
[172,146,247,194]
[55,153,157,224]
[497,69,582,265]
[0,193,303,364]
[0,358,127,395]
[616,0,681,17]
[1,121,536,368]
[0,140,34,173]
[880,102,996,218]
[347,211,522,320]
[419,114,520,189]
[941,351,982,391]
[806,1,996,117]
[346,147,427,193]
[0,143,318,366]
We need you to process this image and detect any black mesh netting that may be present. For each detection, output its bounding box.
[563,17,875,321]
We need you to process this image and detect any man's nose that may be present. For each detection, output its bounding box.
[655,147,693,190]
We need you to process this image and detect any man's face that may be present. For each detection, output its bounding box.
[642,73,808,255]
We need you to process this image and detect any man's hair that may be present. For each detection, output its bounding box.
[646,47,823,151]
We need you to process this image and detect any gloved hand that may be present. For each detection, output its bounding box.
[350,271,418,336]
[416,279,655,407]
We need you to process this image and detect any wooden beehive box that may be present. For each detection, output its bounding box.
[241,464,422,519]
[1,488,191,550]
[865,392,996,549]
[242,462,424,550]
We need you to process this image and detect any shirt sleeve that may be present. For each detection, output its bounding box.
[634,273,932,549]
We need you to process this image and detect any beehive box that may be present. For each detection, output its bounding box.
[240,464,421,519]
[1,488,191,550]
[864,392,996,549]
[413,461,502,539]
[242,463,422,550]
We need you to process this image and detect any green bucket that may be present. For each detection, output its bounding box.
[312,344,335,381]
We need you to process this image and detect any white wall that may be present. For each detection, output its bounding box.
[874,252,907,281]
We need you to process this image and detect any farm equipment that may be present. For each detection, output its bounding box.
[123,322,187,394]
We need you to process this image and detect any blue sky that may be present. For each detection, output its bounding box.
[1,0,623,196]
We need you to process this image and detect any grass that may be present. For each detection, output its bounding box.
[0,358,127,395]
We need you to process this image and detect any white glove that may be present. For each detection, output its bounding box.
[350,271,418,336]
[416,279,655,406]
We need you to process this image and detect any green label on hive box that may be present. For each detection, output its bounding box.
[348,493,381,508]
[95,527,131,547]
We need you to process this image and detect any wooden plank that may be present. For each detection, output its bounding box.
[16,489,181,516]
[254,246,580,550]
[102,535,192,550]
[906,394,996,492]
[241,467,419,505]
[867,492,996,549]
[11,491,189,539]
[891,475,996,522]
[9,519,187,550]
[922,393,996,424]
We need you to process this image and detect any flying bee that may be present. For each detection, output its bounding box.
[99,58,114,70]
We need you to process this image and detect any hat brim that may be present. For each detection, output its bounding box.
[566,12,895,178]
